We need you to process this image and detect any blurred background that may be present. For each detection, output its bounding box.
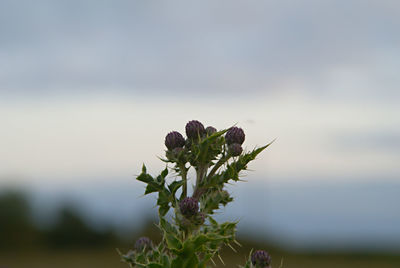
[1,1,399,267]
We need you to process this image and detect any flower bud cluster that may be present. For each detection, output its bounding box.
[126,120,273,268]
[225,127,245,156]
[164,120,219,163]
[251,250,271,268]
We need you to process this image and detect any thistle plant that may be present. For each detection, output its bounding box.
[120,120,274,268]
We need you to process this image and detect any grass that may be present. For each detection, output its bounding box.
[1,247,399,268]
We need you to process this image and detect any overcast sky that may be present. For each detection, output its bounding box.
[1,0,399,185]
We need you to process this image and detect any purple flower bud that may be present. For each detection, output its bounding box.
[179,197,199,217]
[251,250,271,267]
[228,143,243,156]
[165,131,185,150]
[134,237,152,251]
[205,126,217,135]
[185,120,206,139]
[225,127,245,145]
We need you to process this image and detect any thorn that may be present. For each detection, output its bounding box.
[210,258,216,266]
[227,243,237,252]
[234,239,242,247]
[218,254,225,265]
[279,258,284,268]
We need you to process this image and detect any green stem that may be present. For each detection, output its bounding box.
[180,164,188,198]
[192,164,208,200]
[205,154,229,181]
[192,154,231,199]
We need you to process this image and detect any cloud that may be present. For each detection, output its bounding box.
[0,0,400,100]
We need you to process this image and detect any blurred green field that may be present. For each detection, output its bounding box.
[2,247,400,268]
[1,192,399,268]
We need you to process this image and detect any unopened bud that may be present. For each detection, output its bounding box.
[185,120,206,139]
[251,250,271,267]
[165,131,186,150]
[228,143,243,156]
[225,127,245,145]
[179,197,199,217]
[205,126,217,135]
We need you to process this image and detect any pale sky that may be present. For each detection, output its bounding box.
[1,93,399,186]
[1,1,400,250]
[1,0,399,186]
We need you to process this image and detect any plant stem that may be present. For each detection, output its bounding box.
[192,164,208,199]
[192,154,230,199]
[206,154,229,181]
[180,164,188,198]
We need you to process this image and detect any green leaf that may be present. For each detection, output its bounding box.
[240,260,252,268]
[208,216,218,226]
[171,253,200,268]
[161,166,169,178]
[159,204,170,216]
[145,182,160,194]
[171,257,184,268]
[148,263,164,268]
[191,234,209,250]
[136,173,153,183]
[240,249,254,268]
[183,254,199,268]
[201,189,233,214]
[136,163,154,183]
[157,189,170,206]
[135,251,147,264]
[161,255,171,268]
[198,253,213,268]
[207,128,229,142]
[196,129,227,164]
[168,180,184,196]
[165,232,182,252]
[159,217,179,235]
[219,141,274,185]
[235,141,274,171]
[142,163,147,173]
[157,189,171,216]
[145,184,158,195]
